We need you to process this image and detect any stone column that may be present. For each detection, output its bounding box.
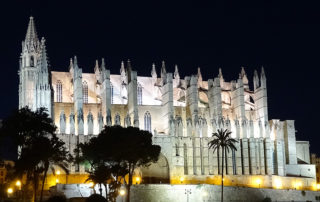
[284,120,297,164]
[127,70,139,127]
[264,137,273,175]
[242,138,250,175]
[258,138,266,175]
[249,138,257,175]
[161,73,174,135]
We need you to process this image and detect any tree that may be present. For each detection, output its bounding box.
[208,129,238,202]
[0,107,69,202]
[85,164,111,196]
[38,135,70,202]
[77,126,161,202]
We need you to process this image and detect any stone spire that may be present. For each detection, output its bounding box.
[101,58,106,72]
[240,67,249,88]
[94,60,99,73]
[151,63,157,78]
[127,59,132,83]
[197,67,202,87]
[161,61,166,78]
[161,61,167,85]
[253,69,260,90]
[38,37,48,73]
[218,68,223,80]
[25,16,39,45]
[260,66,267,88]
[174,65,180,80]
[120,61,126,84]
[120,61,126,75]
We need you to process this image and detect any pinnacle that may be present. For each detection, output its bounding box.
[25,16,39,44]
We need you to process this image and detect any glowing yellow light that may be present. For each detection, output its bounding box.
[136,176,141,183]
[56,178,59,183]
[256,179,261,185]
[274,179,282,189]
[180,176,184,183]
[119,189,126,196]
[317,184,320,190]
[56,170,61,175]
[88,182,94,187]
[7,188,13,194]
[222,178,225,181]
[16,180,21,186]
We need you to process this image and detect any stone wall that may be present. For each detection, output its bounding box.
[130,184,320,202]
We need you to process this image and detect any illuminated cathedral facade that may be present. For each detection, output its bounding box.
[19,17,316,189]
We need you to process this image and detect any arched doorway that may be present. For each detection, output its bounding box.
[140,153,170,184]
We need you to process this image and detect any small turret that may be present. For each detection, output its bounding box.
[260,66,267,88]
[94,60,100,73]
[173,64,180,87]
[253,70,260,90]
[174,64,180,80]
[197,67,202,87]
[218,68,224,87]
[120,61,126,84]
[127,59,132,83]
[151,63,157,78]
[240,67,249,88]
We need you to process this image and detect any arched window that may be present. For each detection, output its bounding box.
[83,81,88,104]
[137,83,142,105]
[30,56,34,67]
[175,144,179,156]
[184,144,188,175]
[144,111,151,133]
[56,80,63,102]
[115,113,121,125]
[110,83,114,104]
[232,149,236,175]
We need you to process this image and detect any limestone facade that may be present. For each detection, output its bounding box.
[18,17,316,186]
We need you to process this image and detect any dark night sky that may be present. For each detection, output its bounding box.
[1,1,320,154]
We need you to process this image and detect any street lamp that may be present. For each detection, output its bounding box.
[184,189,192,202]
[7,188,13,198]
[180,176,184,184]
[119,188,126,202]
[135,176,141,184]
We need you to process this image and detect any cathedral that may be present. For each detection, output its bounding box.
[19,17,316,189]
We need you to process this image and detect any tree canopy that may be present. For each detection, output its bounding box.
[77,126,161,202]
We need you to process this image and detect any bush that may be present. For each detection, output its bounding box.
[46,195,67,202]
[86,194,106,202]
[262,197,272,202]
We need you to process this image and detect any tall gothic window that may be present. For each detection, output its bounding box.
[184,144,188,175]
[30,56,34,67]
[232,149,236,175]
[56,80,63,102]
[83,81,88,104]
[144,111,151,133]
[110,83,114,104]
[137,83,142,105]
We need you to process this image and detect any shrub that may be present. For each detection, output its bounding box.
[46,195,67,202]
[86,194,106,202]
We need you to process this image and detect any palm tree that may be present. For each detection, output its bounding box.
[39,135,70,202]
[208,129,238,202]
[85,164,111,197]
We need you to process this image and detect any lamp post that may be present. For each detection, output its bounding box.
[180,176,184,184]
[7,188,13,198]
[184,189,192,202]
[119,188,126,202]
[16,180,21,199]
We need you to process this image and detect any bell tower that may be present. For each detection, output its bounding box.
[18,16,53,116]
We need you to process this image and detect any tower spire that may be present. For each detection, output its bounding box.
[174,64,179,80]
[25,16,39,45]
[38,37,48,73]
